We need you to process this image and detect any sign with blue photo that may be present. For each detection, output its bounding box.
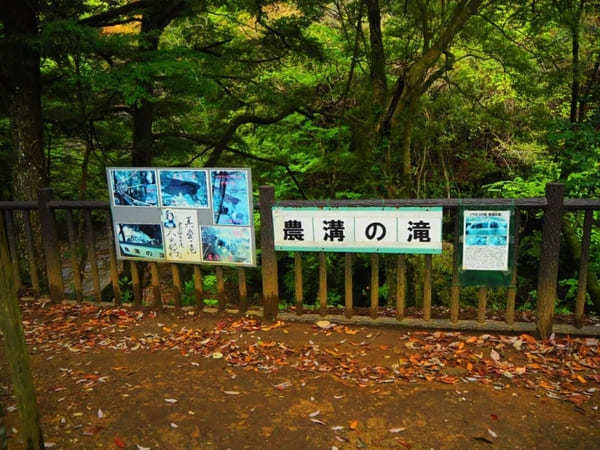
[458,207,515,287]
[462,210,510,271]
[107,167,255,266]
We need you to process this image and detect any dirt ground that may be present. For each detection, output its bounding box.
[1,300,600,449]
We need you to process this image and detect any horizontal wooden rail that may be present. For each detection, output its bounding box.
[276,197,600,210]
[275,198,549,208]
[2,198,598,212]
[0,201,38,210]
[47,200,110,209]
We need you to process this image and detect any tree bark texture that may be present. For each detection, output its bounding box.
[0,0,47,200]
[0,221,44,449]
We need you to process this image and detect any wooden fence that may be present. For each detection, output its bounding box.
[1,183,599,338]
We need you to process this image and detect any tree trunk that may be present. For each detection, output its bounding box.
[569,16,581,123]
[0,1,47,201]
[131,10,162,166]
[366,0,387,109]
[132,100,155,166]
[130,4,185,166]
[0,223,44,449]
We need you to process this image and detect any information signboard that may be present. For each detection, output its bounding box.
[107,167,255,266]
[458,207,515,287]
[272,207,443,253]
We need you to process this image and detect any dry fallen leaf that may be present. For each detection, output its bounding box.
[490,349,501,362]
[350,420,359,430]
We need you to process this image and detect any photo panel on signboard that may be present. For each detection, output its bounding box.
[115,223,165,260]
[161,208,201,262]
[159,169,209,208]
[462,210,510,271]
[201,225,253,265]
[110,169,158,207]
[211,170,250,226]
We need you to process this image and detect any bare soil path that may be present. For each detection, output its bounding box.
[1,300,600,449]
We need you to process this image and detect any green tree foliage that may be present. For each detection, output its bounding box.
[1,0,599,311]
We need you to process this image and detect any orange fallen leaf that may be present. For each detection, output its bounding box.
[520,334,536,345]
[350,420,359,430]
[114,436,126,448]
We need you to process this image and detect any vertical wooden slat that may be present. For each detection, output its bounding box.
[477,287,488,323]
[216,266,225,312]
[318,252,327,316]
[536,183,564,338]
[193,265,203,308]
[450,210,460,323]
[22,210,40,298]
[65,210,83,301]
[106,212,121,304]
[423,254,432,321]
[344,253,353,319]
[259,185,279,321]
[506,209,521,325]
[130,261,142,305]
[171,264,182,307]
[238,268,248,313]
[294,253,303,315]
[575,210,593,328]
[3,210,22,291]
[396,254,406,320]
[370,253,379,319]
[84,209,101,302]
[38,188,64,302]
[149,262,161,306]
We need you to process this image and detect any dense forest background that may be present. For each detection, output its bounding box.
[1,0,599,313]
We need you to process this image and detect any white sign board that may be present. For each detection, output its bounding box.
[272,207,443,254]
[462,210,510,271]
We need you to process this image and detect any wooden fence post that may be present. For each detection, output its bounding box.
[130,261,142,305]
[575,210,593,328]
[536,183,564,339]
[238,268,248,313]
[294,253,303,315]
[216,266,225,311]
[259,186,279,321]
[38,188,64,303]
[370,253,379,319]
[171,264,182,307]
[65,210,83,302]
[0,217,45,449]
[22,210,41,298]
[318,252,327,316]
[193,266,203,309]
[84,210,102,302]
[106,212,121,304]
